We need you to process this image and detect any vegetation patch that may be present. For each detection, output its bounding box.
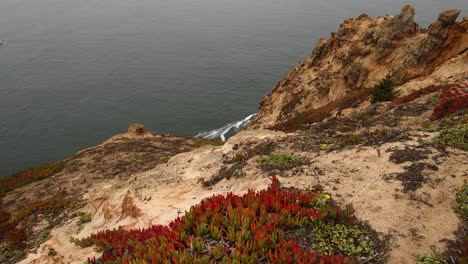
[259,153,302,170]
[294,222,376,258]
[0,161,66,198]
[0,194,84,262]
[388,163,438,192]
[272,90,369,132]
[228,141,277,164]
[430,84,468,120]
[393,84,443,105]
[203,141,277,187]
[193,138,225,148]
[76,177,384,263]
[434,123,467,151]
[370,75,395,103]
[78,212,93,226]
[389,147,430,164]
[454,182,468,221]
[416,254,443,264]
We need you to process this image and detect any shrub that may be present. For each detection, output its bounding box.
[454,182,468,220]
[295,222,375,257]
[371,75,395,103]
[82,177,364,263]
[416,254,442,264]
[0,161,66,198]
[435,123,467,151]
[259,153,302,170]
[0,194,82,262]
[193,138,224,148]
[78,213,92,225]
[431,85,468,120]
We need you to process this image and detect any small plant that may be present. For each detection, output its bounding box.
[371,75,395,103]
[259,153,302,170]
[435,123,467,151]
[78,212,92,225]
[48,248,57,256]
[0,161,66,198]
[69,237,94,248]
[193,138,224,148]
[416,254,443,264]
[32,228,51,249]
[454,182,468,220]
[295,222,375,257]
[420,123,439,132]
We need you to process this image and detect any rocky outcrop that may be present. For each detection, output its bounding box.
[126,123,145,135]
[249,6,467,130]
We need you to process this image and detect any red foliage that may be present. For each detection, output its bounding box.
[431,83,468,120]
[272,89,369,132]
[0,210,27,250]
[0,161,66,197]
[84,177,355,263]
[393,84,445,105]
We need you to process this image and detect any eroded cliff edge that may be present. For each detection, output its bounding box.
[248,5,467,130]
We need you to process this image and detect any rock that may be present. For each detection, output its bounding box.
[437,9,461,26]
[248,5,467,130]
[127,123,145,135]
[377,38,393,50]
[395,4,416,33]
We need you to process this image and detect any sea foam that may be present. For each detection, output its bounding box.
[195,113,257,141]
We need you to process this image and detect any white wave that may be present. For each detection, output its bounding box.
[195,113,257,142]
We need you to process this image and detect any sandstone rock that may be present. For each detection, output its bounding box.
[394,4,416,33]
[377,38,393,50]
[437,9,461,26]
[127,123,145,135]
[248,5,467,130]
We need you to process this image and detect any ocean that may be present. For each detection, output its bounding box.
[0,0,466,177]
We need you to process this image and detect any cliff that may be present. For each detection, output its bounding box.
[0,5,467,264]
[248,5,468,130]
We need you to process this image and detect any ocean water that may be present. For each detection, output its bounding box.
[0,0,466,177]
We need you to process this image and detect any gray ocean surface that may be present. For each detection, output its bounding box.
[0,0,466,177]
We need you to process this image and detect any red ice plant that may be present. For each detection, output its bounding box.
[83,177,355,263]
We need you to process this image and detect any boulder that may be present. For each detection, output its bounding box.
[127,123,145,135]
[437,9,461,26]
[395,4,416,33]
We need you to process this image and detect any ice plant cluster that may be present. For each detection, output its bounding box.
[431,84,468,120]
[0,194,80,262]
[83,177,356,263]
[0,161,65,198]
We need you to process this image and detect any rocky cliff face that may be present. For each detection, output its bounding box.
[248,5,468,130]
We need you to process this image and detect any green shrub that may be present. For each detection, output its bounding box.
[416,254,443,264]
[455,182,468,220]
[78,212,92,225]
[435,123,467,151]
[193,138,224,148]
[371,75,395,103]
[259,153,301,170]
[295,222,375,257]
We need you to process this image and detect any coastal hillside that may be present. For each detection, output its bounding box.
[249,5,467,130]
[0,5,467,264]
